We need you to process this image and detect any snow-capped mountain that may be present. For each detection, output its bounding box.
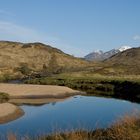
[84,46,132,61]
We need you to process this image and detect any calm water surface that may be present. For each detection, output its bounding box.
[0,95,140,136]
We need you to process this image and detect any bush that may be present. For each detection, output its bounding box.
[0,92,9,103]
[17,65,32,75]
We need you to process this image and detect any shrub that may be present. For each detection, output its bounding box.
[17,65,32,75]
[0,92,9,103]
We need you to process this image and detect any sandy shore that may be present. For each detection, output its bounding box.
[0,83,82,99]
[0,103,24,124]
[0,84,82,124]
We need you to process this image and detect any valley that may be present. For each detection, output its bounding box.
[1,1,140,139]
[0,41,140,139]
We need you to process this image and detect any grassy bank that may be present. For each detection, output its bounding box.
[42,115,140,140]
[5,114,140,140]
[24,73,140,102]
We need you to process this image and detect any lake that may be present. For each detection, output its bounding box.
[0,95,140,136]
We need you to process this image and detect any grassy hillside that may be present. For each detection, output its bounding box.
[102,47,140,75]
[0,41,140,81]
[106,47,140,65]
[0,41,89,79]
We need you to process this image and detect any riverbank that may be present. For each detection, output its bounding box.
[0,83,83,99]
[24,74,140,102]
[0,103,24,124]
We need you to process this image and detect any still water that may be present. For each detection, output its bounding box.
[0,95,140,135]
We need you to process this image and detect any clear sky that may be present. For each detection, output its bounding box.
[0,0,140,57]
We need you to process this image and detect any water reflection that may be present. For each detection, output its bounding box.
[0,95,140,136]
[9,97,70,106]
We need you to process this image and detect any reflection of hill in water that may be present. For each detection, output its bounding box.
[0,97,69,124]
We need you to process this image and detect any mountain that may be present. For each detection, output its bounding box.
[0,41,89,78]
[84,46,132,61]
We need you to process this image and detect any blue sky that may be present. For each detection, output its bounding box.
[0,0,140,57]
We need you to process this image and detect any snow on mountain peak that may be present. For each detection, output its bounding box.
[118,46,132,52]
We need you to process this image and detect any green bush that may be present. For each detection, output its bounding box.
[0,92,9,103]
[17,65,31,75]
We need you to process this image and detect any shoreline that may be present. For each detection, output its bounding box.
[25,76,140,103]
[0,83,83,124]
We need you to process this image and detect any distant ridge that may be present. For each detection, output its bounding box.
[84,46,132,61]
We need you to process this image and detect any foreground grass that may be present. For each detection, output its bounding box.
[43,115,140,140]
[25,73,140,102]
[5,114,140,140]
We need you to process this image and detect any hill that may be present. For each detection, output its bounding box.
[98,47,140,75]
[0,41,139,79]
[0,41,89,79]
[105,47,140,65]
